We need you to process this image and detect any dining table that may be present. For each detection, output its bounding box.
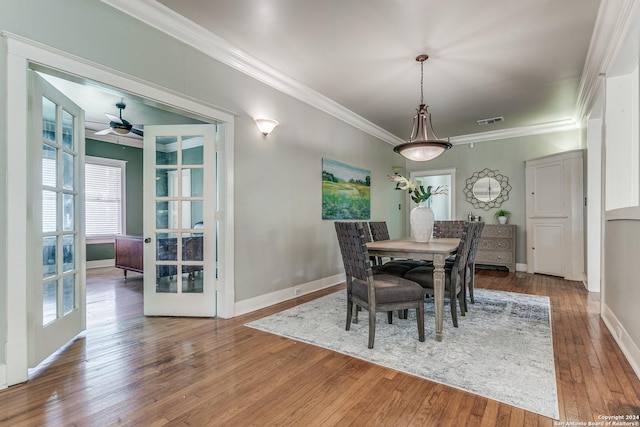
[365,237,460,342]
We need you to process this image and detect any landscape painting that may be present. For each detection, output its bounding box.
[322,158,371,220]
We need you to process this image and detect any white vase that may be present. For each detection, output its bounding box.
[498,216,507,224]
[410,203,434,242]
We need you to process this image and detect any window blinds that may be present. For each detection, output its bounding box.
[85,162,123,236]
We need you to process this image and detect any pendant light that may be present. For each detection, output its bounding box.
[393,54,452,162]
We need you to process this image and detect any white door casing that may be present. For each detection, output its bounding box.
[4,33,235,387]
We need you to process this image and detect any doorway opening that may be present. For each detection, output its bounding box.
[410,168,456,220]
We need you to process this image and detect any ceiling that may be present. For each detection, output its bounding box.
[47,1,604,145]
[40,72,206,142]
[151,0,602,141]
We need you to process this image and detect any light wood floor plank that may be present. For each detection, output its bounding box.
[1,267,639,426]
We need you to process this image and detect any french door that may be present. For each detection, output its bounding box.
[29,72,85,367]
[143,124,217,316]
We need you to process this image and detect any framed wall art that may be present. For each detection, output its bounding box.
[321,158,370,220]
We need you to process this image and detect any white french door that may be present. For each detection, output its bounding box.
[143,124,217,316]
[29,72,86,367]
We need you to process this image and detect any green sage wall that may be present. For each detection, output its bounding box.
[85,138,143,261]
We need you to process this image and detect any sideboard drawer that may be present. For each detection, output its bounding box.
[476,224,516,272]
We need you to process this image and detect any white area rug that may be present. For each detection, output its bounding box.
[246,288,559,419]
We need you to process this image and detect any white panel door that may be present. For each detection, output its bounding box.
[531,222,565,277]
[143,124,217,316]
[528,161,565,217]
[29,72,86,367]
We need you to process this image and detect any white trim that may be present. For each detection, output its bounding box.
[0,364,6,390]
[602,304,640,381]
[5,42,30,385]
[605,206,640,221]
[100,0,404,147]
[449,119,580,145]
[3,32,235,383]
[100,0,599,146]
[234,274,345,317]
[86,259,116,269]
[85,156,127,238]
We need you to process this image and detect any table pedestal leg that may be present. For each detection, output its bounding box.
[433,253,445,342]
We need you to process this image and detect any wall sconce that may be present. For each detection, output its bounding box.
[254,118,279,136]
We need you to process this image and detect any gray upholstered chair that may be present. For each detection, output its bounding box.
[432,220,467,239]
[334,221,425,348]
[466,221,485,305]
[402,221,477,327]
[422,219,485,311]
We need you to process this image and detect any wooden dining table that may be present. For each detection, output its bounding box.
[365,237,460,342]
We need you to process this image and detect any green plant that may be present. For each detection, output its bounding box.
[495,209,510,218]
[388,174,448,204]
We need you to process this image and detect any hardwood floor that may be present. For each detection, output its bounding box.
[1,269,639,426]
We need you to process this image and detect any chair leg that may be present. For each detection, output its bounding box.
[416,304,425,342]
[346,300,353,331]
[450,294,459,327]
[387,311,393,324]
[368,309,376,349]
[469,263,476,304]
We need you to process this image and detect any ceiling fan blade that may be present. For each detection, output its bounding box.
[95,128,113,135]
[105,113,122,124]
[130,127,144,137]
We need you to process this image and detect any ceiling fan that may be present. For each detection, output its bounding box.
[95,101,144,137]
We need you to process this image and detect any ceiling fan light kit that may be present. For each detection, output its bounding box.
[394,54,452,162]
[95,101,144,137]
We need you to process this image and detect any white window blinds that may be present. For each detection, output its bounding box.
[85,158,126,237]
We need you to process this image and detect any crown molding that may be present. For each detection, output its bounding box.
[574,0,640,122]
[100,0,405,146]
[101,0,629,148]
[449,119,580,145]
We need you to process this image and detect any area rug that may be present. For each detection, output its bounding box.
[245,288,559,419]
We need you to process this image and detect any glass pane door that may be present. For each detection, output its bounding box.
[143,125,216,316]
[30,72,85,367]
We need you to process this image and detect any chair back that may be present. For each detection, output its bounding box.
[335,222,373,283]
[356,221,372,242]
[467,221,485,265]
[449,222,476,285]
[368,221,390,241]
[433,220,467,238]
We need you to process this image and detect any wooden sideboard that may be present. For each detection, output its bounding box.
[115,235,143,277]
[475,224,516,272]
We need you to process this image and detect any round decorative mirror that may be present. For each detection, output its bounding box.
[464,168,511,210]
[472,177,501,201]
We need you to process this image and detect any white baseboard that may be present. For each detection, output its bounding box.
[602,304,640,381]
[234,273,345,316]
[516,263,527,272]
[0,364,6,391]
[86,259,115,269]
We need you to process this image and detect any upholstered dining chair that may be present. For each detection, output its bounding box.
[368,221,390,241]
[433,220,467,239]
[419,219,485,311]
[402,221,477,327]
[334,221,425,349]
[465,221,485,305]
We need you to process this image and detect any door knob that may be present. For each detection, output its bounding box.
[144,237,151,243]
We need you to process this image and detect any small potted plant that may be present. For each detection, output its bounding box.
[495,209,510,224]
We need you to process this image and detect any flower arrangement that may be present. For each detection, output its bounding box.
[389,174,448,204]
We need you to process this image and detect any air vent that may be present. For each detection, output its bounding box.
[476,116,504,125]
